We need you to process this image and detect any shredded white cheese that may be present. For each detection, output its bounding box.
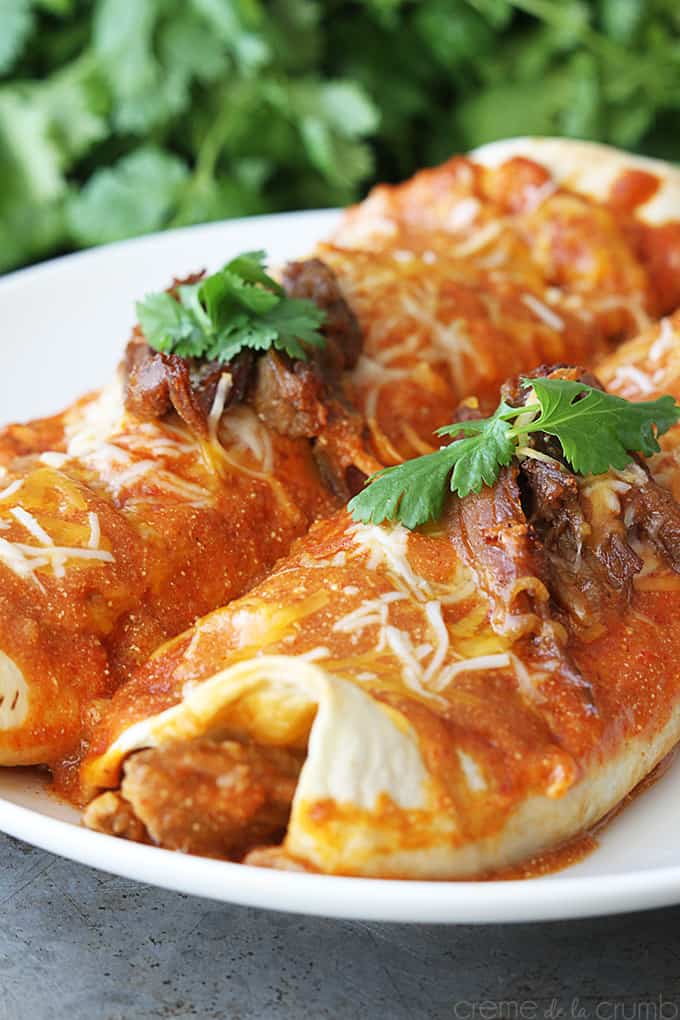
[0,506,113,587]
[431,653,511,691]
[421,601,449,686]
[452,219,503,256]
[457,749,487,793]
[39,452,69,468]
[446,197,481,230]
[87,511,101,550]
[650,317,677,362]
[10,507,54,547]
[208,373,232,438]
[298,647,331,662]
[0,480,23,502]
[521,293,565,332]
[333,592,407,651]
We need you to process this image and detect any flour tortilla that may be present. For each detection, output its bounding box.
[473,136,680,225]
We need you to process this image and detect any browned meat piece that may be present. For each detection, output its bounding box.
[519,458,643,596]
[312,410,383,500]
[123,335,174,419]
[83,790,150,843]
[520,457,579,524]
[499,366,644,604]
[123,259,363,448]
[447,465,548,641]
[596,532,644,590]
[519,458,587,579]
[460,365,680,636]
[623,481,680,572]
[115,739,303,859]
[124,331,254,435]
[281,257,362,373]
[251,259,364,441]
[446,463,598,735]
[251,352,327,438]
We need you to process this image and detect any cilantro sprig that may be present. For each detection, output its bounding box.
[136,251,326,364]
[349,377,680,530]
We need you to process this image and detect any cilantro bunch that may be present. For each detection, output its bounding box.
[137,251,325,363]
[349,378,680,529]
[3,1,680,273]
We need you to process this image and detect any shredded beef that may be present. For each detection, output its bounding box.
[83,790,150,843]
[124,332,253,435]
[446,462,599,733]
[250,258,363,439]
[519,456,644,599]
[111,738,303,860]
[623,481,680,572]
[281,257,362,373]
[123,258,362,445]
[449,363,680,636]
[251,352,327,438]
[447,465,548,640]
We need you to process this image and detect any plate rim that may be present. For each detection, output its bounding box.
[0,207,340,292]
[3,790,680,924]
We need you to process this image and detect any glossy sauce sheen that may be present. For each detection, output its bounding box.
[4,151,680,877]
[83,499,680,864]
[0,402,337,769]
[324,156,680,460]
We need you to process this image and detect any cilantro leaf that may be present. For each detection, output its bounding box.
[350,379,680,530]
[450,416,516,497]
[6,1,680,272]
[264,299,326,360]
[523,377,680,475]
[224,251,284,295]
[348,449,457,530]
[136,292,205,358]
[135,250,326,365]
[67,146,188,247]
[0,0,34,75]
[349,409,515,528]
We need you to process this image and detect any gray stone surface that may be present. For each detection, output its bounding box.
[0,831,678,1020]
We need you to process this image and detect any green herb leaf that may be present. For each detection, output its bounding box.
[264,299,326,360]
[135,251,326,365]
[5,1,680,273]
[449,415,516,496]
[349,379,680,530]
[67,146,188,247]
[524,377,680,474]
[349,407,515,527]
[348,450,457,530]
[0,0,35,75]
[136,292,205,358]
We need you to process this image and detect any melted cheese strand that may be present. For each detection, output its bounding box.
[208,373,232,438]
[432,653,512,691]
[10,507,54,547]
[87,511,101,550]
[201,385,299,520]
[422,601,450,686]
[0,480,23,502]
[349,522,476,606]
[384,625,431,698]
[0,501,114,587]
[0,537,47,589]
[521,293,565,331]
[333,592,407,651]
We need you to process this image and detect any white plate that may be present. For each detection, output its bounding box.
[3,211,680,924]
